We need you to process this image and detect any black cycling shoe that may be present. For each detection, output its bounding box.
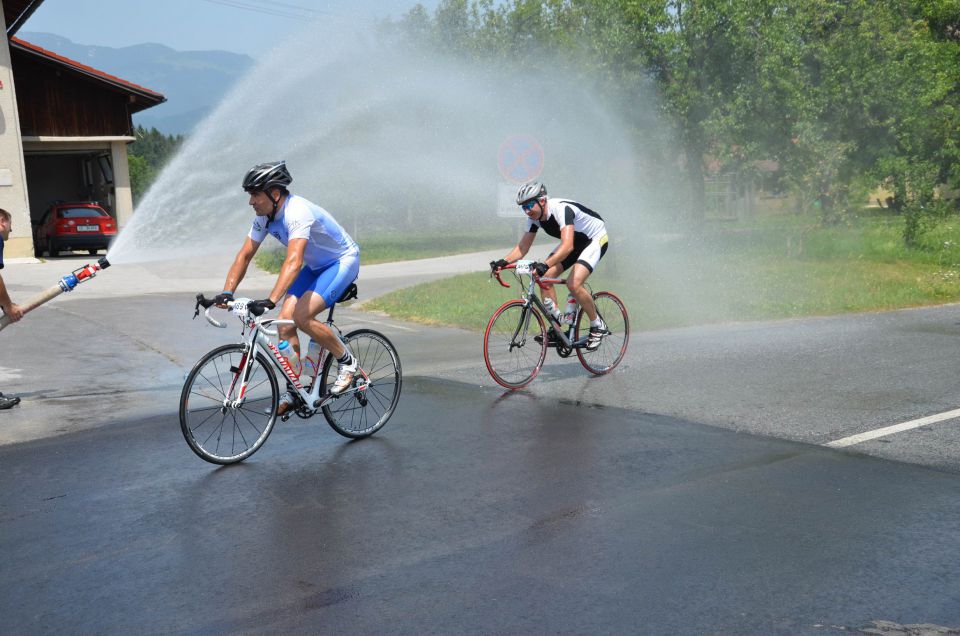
[534,330,559,347]
[0,396,21,410]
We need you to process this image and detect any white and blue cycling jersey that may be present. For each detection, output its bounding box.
[248,194,358,269]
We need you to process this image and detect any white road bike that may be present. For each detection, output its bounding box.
[180,285,402,464]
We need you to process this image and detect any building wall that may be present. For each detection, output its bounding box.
[12,53,133,137]
[0,4,33,258]
[110,140,133,227]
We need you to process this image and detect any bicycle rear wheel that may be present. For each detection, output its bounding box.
[320,329,402,439]
[483,299,548,389]
[575,291,629,375]
[180,344,279,464]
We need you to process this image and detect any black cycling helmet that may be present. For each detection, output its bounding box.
[516,181,547,205]
[242,160,292,193]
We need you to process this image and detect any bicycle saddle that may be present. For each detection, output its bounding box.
[337,283,359,304]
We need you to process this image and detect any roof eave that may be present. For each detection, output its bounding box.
[6,0,45,37]
[9,38,166,109]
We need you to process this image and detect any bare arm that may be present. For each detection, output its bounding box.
[544,226,575,269]
[0,273,23,322]
[503,231,536,263]
[267,238,306,305]
[222,237,261,295]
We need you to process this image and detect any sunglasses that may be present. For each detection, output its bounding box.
[521,200,539,211]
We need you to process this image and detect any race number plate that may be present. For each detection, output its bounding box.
[515,260,534,275]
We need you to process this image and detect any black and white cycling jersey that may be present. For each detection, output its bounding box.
[525,198,609,271]
[525,198,606,244]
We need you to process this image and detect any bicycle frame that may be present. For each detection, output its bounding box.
[493,261,593,351]
[207,301,370,413]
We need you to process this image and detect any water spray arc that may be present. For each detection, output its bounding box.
[0,258,111,332]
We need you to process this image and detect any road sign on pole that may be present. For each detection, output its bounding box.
[498,135,544,184]
[497,182,525,218]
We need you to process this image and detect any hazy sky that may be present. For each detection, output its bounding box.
[22,0,440,58]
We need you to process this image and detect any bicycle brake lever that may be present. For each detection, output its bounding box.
[193,293,204,320]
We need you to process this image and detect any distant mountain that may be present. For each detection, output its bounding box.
[19,32,255,135]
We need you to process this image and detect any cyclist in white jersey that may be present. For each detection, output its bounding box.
[214,161,360,409]
[490,181,610,350]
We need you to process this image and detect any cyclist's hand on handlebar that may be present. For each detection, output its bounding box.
[212,292,234,307]
[248,298,276,316]
[490,258,508,273]
[533,261,549,277]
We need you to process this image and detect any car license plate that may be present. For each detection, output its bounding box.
[77,225,98,232]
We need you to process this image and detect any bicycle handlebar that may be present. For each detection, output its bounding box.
[491,264,515,288]
[258,318,295,337]
[194,293,270,329]
[194,294,229,328]
[491,262,564,291]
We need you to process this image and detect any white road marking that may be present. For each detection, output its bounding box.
[826,408,960,448]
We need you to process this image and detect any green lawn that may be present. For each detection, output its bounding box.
[365,212,960,331]
[254,227,514,272]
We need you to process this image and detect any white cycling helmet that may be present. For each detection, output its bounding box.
[516,181,547,205]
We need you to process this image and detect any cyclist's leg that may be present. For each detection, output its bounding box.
[291,253,360,359]
[283,265,324,357]
[540,248,566,308]
[567,237,609,321]
[567,264,597,320]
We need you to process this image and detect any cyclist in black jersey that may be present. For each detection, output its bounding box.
[490,181,611,350]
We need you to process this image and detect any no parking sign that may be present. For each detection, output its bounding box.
[497,135,544,217]
[498,135,544,184]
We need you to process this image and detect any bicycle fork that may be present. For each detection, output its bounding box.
[223,346,258,410]
[510,304,538,351]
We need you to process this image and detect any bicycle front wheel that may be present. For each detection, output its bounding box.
[320,329,402,439]
[483,299,547,389]
[575,291,629,375]
[180,344,279,464]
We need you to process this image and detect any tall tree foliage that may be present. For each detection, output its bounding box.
[128,126,184,204]
[398,0,960,242]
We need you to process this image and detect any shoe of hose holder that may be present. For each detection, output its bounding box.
[330,358,359,395]
[276,391,295,420]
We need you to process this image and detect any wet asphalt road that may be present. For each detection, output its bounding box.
[4,256,960,633]
[2,377,960,634]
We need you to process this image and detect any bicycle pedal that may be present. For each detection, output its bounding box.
[281,413,292,422]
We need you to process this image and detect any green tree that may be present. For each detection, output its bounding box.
[128,125,184,204]
[397,0,960,242]
[127,154,152,203]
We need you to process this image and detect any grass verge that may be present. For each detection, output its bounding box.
[254,227,514,273]
[365,212,960,331]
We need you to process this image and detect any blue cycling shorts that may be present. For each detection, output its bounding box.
[287,252,360,307]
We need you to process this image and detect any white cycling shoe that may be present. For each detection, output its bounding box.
[330,359,359,395]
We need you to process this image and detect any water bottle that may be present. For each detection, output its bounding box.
[302,339,322,380]
[277,339,301,376]
[562,294,578,325]
[543,297,560,321]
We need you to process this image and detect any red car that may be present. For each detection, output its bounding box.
[33,202,117,257]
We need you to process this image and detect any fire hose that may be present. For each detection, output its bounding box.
[0,257,111,332]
